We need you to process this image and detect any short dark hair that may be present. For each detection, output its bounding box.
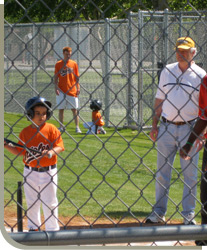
[63,47,72,53]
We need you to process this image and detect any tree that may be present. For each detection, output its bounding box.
[5,0,207,24]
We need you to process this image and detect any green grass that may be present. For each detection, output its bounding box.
[5,68,157,127]
[4,112,203,224]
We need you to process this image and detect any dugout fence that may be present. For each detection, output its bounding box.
[4,0,207,247]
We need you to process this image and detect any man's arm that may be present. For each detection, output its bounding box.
[186,118,207,145]
[76,77,80,95]
[179,118,207,160]
[54,73,60,95]
[74,63,80,95]
[150,98,164,141]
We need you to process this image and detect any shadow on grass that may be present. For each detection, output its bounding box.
[104,210,150,219]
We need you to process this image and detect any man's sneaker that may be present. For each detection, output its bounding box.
[183,214,196,225]
[76,127,82,133]
[145,214,165,223]
[29,228,39,232]
[58,127,65,132]
[195,240,207,246]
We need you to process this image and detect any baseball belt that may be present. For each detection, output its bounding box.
[25,164,56,172]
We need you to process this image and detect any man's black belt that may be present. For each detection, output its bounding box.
[162,117,195,126]
[25,164,56,172]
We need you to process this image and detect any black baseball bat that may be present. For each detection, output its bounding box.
[4,138,42,155]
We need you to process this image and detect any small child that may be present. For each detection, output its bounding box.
[84,99,106,134]
[4,96,64,231]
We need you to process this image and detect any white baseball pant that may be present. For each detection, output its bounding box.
[23,166,59,231]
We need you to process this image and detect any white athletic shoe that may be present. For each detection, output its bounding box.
[145,214,166,223]
[183,214,196,225]
[76,127,82,133]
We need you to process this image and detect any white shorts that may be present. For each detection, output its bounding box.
[56,92,79,110]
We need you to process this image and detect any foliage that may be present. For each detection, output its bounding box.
[169,0,207,11]
[4,0,207,23]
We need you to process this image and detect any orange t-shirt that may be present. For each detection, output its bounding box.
[55,59,80,97]
[17,123,64,168]
[92,111,105,126]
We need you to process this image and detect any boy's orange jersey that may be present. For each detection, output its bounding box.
[55,59,80,97]
[17,123,64,168]
[92,111,105,126]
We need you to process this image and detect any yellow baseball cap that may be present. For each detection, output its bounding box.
[175,37,195,49]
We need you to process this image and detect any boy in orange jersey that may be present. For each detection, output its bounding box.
[84,99,106,134]
[4,96,64,231]
[54,46,81,133]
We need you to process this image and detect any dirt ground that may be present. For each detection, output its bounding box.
[4,207,198,247]
[4,206,183,230]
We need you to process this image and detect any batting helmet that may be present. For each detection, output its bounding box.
[90,99,102,111]
[25,96,52,120]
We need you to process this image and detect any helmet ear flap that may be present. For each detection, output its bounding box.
[46,110,53,120]
[26,108,34,120]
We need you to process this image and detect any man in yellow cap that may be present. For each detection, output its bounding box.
[146,37,206,225]
[176,37,195,49]
[175,37,196,66]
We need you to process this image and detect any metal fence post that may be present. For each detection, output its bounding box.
[126,12,133,127]
[77,22,80,67]
[137,10,143,127]
[32,24,37,96]
[163,8,169,64]
[104,18,111,127]
[17,181,23,232]
[179,12,183,37]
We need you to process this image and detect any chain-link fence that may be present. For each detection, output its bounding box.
[5,8,207,127]
[4,0,207,247]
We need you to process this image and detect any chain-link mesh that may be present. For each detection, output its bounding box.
[4,0,207,246]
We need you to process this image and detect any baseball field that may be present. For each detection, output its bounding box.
[4,111,203,229]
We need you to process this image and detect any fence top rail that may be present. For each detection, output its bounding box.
[130,8,207,16]
[4,18,128,28]
[9,224,207,246]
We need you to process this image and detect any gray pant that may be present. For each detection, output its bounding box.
[154,121,199,217]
